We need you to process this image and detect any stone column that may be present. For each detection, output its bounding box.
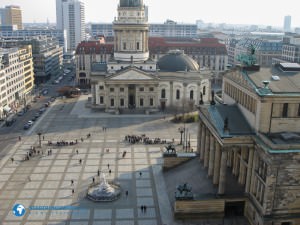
[204,131,210,168]
[232,149,237,175]
[218,148,228,195]
[208,135,215,177]
[250,152,258,195]
[200,126,206,161]
[238,146,247,185]
[197,122,202,154]
[213,142,221,185]
[245,147,254,193]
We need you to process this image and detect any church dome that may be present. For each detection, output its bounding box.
[120,0,143,7]
[157,50,199,72]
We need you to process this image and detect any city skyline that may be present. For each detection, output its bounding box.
[0,0,299,28]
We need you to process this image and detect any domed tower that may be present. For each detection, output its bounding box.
[113,0,149,62]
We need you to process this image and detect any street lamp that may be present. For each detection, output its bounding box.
[178,127,185,145]
[37,132,42,147]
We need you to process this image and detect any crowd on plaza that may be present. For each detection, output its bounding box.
[124,134,168,145]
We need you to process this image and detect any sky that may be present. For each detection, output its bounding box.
[1,0,300,28]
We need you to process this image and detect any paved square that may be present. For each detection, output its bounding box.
[0,97,198,225]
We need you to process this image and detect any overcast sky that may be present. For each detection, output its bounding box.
[1,0,299,28]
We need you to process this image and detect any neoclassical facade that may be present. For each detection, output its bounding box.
[87,0,212,113]
[198,62,300,225]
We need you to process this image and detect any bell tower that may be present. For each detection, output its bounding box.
[113,0,149,62]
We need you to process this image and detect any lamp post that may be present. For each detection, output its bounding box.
[37,132,42,147]
[178,127,184,145]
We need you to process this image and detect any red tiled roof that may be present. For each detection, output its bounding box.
[76,37,227,55]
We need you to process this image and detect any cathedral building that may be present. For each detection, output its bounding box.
[198,62,300,225]
[82,0,212,113]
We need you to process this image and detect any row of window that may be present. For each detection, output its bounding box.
[275,103,300,118]
[99,86,155,92]
[224,82,257,114]
[161,87,206,100]
[100,96,155,107]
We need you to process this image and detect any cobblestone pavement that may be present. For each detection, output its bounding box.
[0,96,198,225]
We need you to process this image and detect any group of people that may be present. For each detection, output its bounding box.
[48,140,78,146]
[124,134,167,145]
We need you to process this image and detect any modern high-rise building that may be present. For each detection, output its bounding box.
[56,0,85,52]
[0,6,23,30]
[284,15,291,32]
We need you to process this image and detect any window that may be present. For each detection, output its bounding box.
[120,88,124,92]
[190,90,194,100]
[149,87,154,92]
[176,90,180,100]
[100,96,104,104]
[150,98,154,106]
[99,86,104,90]
[110,88,114,92]
[282,103,288,118]
[120,98,124,107]
[110,98,114,107]
[161,89,166,98]
[137,42,140,50]
[298,104,300,117]
[140,98,144,107]
[123,42,126,50]
[203,86,206,95]
[139,87,144,92]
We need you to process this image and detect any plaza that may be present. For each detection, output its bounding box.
[0,95,199,225]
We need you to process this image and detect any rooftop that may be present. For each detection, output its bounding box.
[244,64,300,95]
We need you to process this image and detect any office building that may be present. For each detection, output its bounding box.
[91,20,198,38]
[284,15,291,33]
[1,36,63,84]
[0,45,34,119]
[0,29,67,52]
[0,6,23,30]
[56,0,85,51]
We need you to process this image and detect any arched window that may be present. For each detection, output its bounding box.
[176,90,180,100]
[190,90,194,100]
[203,86,206,95]
[161,89,166,98]
[79,72,86,78]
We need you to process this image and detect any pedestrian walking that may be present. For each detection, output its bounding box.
[97,169,100,176]
[109,169,111,175]
[76,149,79,154]
[139,171,142,177]
[71,179,74,186]
[79,159,82,165]
[125,190,128,198]
[92,177,95,183]
[107,163,110,169]
[72,189,74,195]
[11,157,14,163]
[18,136,21,141]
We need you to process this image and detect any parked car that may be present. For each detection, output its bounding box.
[35,112,40,118]
[23,123,31,130]
[39,107,46,113]
[27,120,34,126]
[17,110,25,116]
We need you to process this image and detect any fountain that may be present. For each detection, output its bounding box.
[87,172,121,202]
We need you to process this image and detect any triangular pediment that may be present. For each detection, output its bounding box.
[109,68,156,80]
